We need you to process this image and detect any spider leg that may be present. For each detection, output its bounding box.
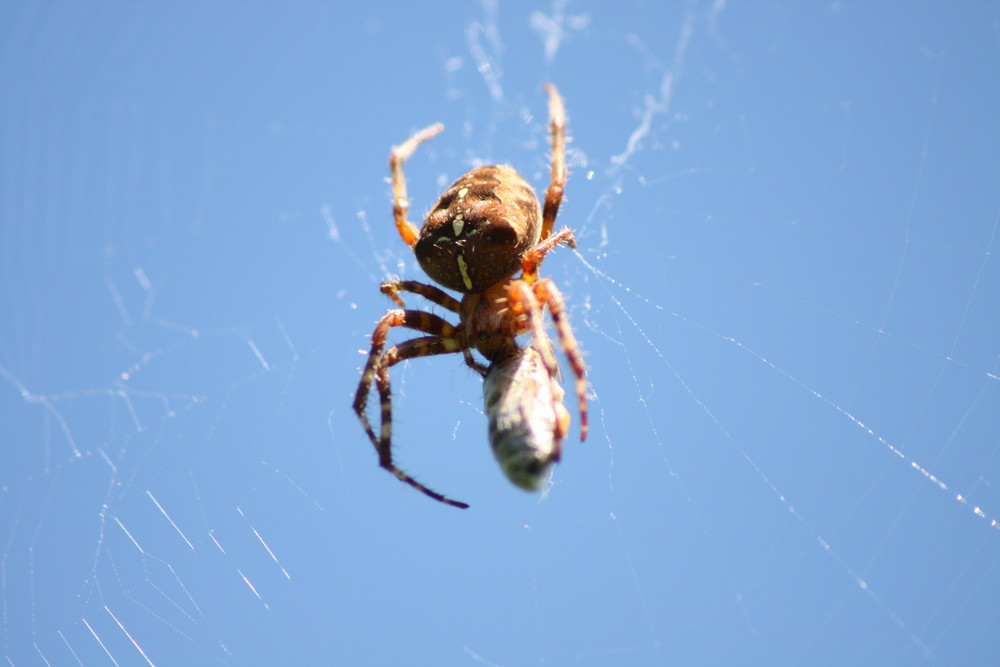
[508,278,588,442]
[390,123,444,248]
[377,281,485,374]
[521,226,576,284]
[353,309,468,508]
[381,280,461,312]
[504,280,576,461]
[541,83,566,241]
[534,279,588,441]
[506,281,560,380]
[353,309,459,416]
[461,349,489,377]
[372,337,470,509]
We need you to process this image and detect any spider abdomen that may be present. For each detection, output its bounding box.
[416,165,541,294]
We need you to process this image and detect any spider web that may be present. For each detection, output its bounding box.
[2,1,998,664]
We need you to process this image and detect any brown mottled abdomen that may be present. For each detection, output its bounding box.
[415,165,542,294]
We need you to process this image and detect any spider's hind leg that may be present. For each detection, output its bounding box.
[541,83,566,241]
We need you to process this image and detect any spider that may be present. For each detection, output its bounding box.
[353,83,587,509]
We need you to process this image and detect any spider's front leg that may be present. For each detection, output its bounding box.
[370,338,470,509]
[352,309,469,509]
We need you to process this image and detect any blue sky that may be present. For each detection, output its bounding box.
[2,1,999,664]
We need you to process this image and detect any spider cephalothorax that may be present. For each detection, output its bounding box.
[353,84,587,509]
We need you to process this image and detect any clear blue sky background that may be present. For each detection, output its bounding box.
[2,2,998,665]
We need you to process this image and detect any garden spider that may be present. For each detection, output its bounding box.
[353,84,587,509]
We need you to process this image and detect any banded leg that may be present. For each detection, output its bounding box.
[504,281,572,458]
[534,279,588,441]
[520,227,576,284]
[541,83,566,241]
[353,309,460,452]
[390,123,444,247]
[377,281,484,374]
[371,337,469,509]
[506,281,560,381]
[381,280,461,312]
